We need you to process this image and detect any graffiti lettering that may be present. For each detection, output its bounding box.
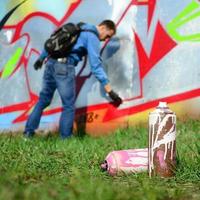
[167,0,200,42]
[76,112,99,124]
[0,0,199,134]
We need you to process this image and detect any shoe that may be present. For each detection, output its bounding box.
[60,134,74,140]
[23,131,35,138]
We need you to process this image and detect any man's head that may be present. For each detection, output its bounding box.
[96,20,116,41]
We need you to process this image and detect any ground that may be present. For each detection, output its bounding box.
[0,119,199,200]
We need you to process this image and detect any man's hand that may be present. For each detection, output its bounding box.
[108,90,123,105]
[34,58,44,70]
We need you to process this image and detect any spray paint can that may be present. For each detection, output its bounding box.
[101,148,148,176]
[148,102,176,177]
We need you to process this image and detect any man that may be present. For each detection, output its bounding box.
[24,20,122,139]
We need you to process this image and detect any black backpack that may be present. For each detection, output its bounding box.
[44,22,98,58]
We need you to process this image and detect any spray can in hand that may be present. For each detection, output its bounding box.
[148,102,176,177]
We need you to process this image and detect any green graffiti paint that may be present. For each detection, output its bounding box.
[2,47,23,78]
[167,0,200,42]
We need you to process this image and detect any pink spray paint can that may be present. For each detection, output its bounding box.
[101,148,148,176]
[148,102,176,177]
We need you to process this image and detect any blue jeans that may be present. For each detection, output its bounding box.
[24,58,76,139]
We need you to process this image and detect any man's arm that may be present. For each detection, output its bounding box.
[33,49,48,70]
[86,33,110,90]
[104,83,112,93]
[40,49,48,60]
[86,33,122,104]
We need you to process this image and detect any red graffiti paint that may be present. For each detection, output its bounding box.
[135,21,177,79]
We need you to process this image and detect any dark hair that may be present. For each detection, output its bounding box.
[99,20,116,34]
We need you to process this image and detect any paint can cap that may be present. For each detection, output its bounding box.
[157,102,168,108]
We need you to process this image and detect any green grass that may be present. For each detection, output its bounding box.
[0,119,199,200]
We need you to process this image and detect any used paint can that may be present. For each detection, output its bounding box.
[148,102,176,177]
[101,148,148,176]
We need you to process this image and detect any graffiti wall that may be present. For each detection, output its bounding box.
[0,0,199,135]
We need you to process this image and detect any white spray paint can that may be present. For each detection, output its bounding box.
[148,102,176,177]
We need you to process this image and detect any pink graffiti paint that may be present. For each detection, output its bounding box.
[101,148,148,176]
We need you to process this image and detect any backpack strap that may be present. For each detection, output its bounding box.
[81,29,99,39]
[77,22,99,39]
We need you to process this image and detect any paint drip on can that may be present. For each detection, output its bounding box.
[148,102,176,177]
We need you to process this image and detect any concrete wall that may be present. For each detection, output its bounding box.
[0,0,199,135]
